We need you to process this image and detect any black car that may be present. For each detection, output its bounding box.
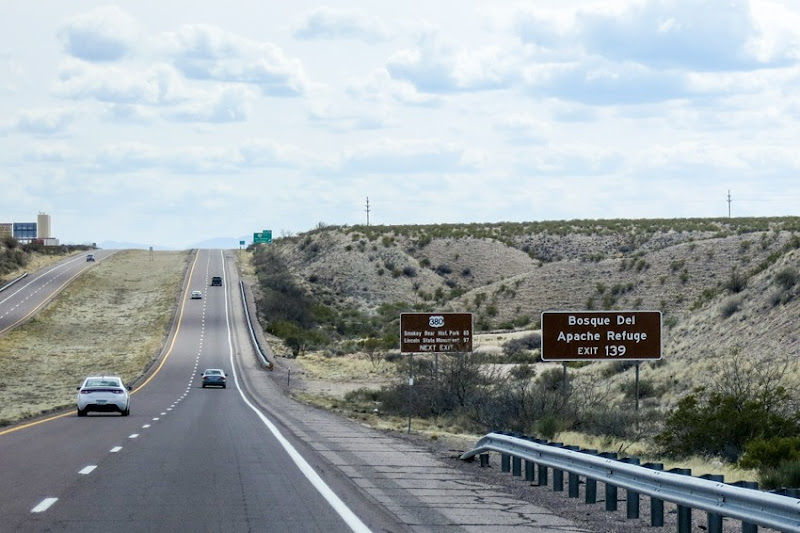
[211,276,222,286]
[201,369,227,388]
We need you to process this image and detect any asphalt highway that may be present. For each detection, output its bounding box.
[0,249,593,533]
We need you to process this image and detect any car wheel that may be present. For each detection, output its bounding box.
[222,384,226,388]
[202,384,206,388]
[77,408,86,417]
[122,407,130,416]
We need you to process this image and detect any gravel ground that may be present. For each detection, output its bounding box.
[389,430,786,533]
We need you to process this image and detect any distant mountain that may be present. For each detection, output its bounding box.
[99,236,251,251]
[188,236,251,249]
[98,241,175,251]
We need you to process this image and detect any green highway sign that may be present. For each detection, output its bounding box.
[253,230,272,244]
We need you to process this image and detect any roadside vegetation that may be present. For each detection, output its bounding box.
[1,236,92,280]
[254,217,800,488]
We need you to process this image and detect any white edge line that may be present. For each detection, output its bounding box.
[220,250,372,533]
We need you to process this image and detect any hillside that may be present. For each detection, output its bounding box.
[265,218,800,407]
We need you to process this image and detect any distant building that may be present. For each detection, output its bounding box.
[0,212,58,245]
[37,212,51,239]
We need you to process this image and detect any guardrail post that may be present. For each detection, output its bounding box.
[621,457,640,519]
[581,449,598,504]
[538,463,548,486]
[669,468,692,533]
[643,462,664,526]
[551,443,564,492]
[567,447,581,498]
[700,474,724,533]
[600,452,618,512]
[732,481,759,533]
[501,453,510,473]
[586,476,597,504]
[512,456,521,477]
[479,453,489,467]
[525,460,535,482]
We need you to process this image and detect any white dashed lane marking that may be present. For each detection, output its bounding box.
[79,466,96,475]
[31,498,58,513]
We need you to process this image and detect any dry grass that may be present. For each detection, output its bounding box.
[0,250,189,425]
[1,250,82,284]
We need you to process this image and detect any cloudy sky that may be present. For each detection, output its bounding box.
[2,1,800,249]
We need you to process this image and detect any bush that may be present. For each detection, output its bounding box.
[758,460,800,490]
[739,437,800,471]
[655,389,800,462]
[502,333,542,357]
[724,267,747,293]
[720,295,743,318]
[775,267,798,291]
[402,266,417,278]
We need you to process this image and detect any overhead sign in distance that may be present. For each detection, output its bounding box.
[253,230,272,244]
[541,310,662,361]
[400,312,473,353]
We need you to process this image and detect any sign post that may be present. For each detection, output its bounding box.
[542,310,662,412]
[400,312,473,433]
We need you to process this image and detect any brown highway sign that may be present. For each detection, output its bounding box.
[541,310,662,361]
[400,312,473,353]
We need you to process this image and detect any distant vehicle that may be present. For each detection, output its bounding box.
[86,253,95,262]
[201,369,227,388]
[76,376,131,416]
[191,290,202,299]
[211,276,222,286]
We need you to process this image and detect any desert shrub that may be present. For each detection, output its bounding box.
[775,267,798,290]
[724,267,748,293]
[620,378,657,400]
[402,266,417,277]
[720,295,743,318]
[739,437,800,471]
[502,333,542,357]
[656,352,800,462]
[435,264,452,275]
[758,460,800,490]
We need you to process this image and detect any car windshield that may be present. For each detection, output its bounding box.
[85,379,120,387]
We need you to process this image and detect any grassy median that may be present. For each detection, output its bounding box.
[0,250,189,425]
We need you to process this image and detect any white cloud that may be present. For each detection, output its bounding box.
[163,24,310,96]
[294,7,390,43]
[335,138,483,174]
[58,6,140,62]
[53,59,188,105]
[12,108,75,136]
[386,29,519,93]
[167,85,255,123]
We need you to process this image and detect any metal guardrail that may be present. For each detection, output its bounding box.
[239,281,273,370]
[0,272,28,293]
[461,432,800,533]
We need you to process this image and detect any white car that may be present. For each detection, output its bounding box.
[76,376,131,416]
[191,290,202,299]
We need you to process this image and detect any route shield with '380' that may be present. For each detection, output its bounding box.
[541,310,662,361]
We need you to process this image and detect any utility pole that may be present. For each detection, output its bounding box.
[365,197,371,226]
[727,190,732,218]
